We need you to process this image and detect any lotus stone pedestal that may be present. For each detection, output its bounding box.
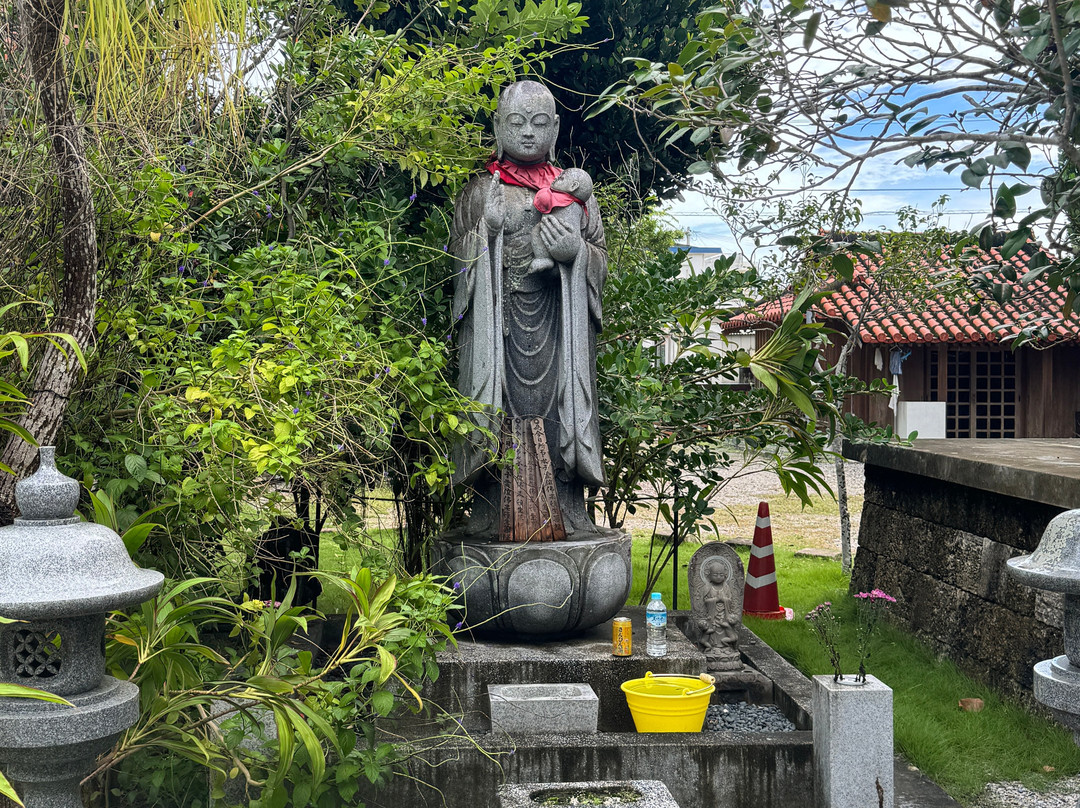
[433,531,632,638]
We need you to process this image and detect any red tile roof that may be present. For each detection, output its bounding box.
[723,247,1080,344]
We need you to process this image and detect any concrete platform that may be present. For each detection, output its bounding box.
[369,616,816,808]
[895,756,962,808]
[430,609,708,732]
[843,439,1080,509]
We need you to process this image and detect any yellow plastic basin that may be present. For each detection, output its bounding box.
[620,671,715,733]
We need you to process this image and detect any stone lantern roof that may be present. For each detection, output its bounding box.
[0,447,163,619]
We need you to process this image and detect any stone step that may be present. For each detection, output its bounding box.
[795,547,841,560]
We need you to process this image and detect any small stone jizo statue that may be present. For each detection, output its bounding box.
[450,81,607,543]
[688,542,744,672]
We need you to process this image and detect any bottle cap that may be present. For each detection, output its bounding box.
[650,592,662,600]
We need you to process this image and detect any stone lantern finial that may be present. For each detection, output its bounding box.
[13,446,79,523]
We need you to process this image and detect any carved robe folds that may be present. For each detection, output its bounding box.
[450,174,606,541]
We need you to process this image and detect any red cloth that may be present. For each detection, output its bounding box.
[486,159,584,214]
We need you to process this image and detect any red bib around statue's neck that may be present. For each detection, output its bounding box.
[486,159,584,215]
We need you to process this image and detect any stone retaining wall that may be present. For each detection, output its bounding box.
[846,440,1080,697]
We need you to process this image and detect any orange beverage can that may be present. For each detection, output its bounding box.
[612,617,632,656]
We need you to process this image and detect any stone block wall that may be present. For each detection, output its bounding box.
[852,462,1066,697]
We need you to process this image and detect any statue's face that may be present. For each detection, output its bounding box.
[495,83,559,164]
[706,563,728,585]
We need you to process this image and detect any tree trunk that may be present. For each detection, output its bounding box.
[0,0,97,524]
[832,332,860,576]
[831,434,852,574]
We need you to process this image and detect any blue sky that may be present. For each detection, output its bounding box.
[664,156,1051,253]
[660,87,1054,255]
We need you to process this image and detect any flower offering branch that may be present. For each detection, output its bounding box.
[854,589,896,683]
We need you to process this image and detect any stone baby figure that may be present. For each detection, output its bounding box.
[530,168,593,274]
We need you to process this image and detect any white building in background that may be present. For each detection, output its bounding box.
[653,246,755,381]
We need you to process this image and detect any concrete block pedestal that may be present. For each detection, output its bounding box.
[488,683,598,734]
[812,675,894,808]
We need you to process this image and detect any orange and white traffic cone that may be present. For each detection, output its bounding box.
[743,501,786,620]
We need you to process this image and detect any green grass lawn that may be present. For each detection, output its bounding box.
[316,528,400,613]
[631,536,1080,804]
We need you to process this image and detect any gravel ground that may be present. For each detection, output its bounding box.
[702,702,796,733]
[970,778,1080,808]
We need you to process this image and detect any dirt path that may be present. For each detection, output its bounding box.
[359,458,865,555]
[614,459,865,553]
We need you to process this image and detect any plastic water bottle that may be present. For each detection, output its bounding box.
[646,592,668,657]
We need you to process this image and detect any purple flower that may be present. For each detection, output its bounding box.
[252,190,259,197]
[287,341,296,349]
[304,390,311,396]
[857,589,897,603]
[457,314,463,321]
[336,443,344,451]
[178,265,186,274]
[292,407,299,414]
[202,280,210,287]
[442,245,448,251]
[384,258,391,266]
[187,139,195,146]
[460,266,467,273]
[385,366,391,373]
[454,621,464,630]
[409,193,417,202]
[178,164,187,173]
[266,206,273,219]
[453,581,462,591]
[421,317,428,326]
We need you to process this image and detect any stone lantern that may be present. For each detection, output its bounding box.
[0,447,164,807]
[1007,509,1080,743]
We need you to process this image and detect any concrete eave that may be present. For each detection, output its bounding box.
[842,439,1080,510]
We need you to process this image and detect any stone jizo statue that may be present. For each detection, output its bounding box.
[451,80,607,543]
[688,542,744,672]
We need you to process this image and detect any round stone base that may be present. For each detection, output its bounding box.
[1034,655,1080,741]
[433,530,632,638]
[0,676,139,805]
